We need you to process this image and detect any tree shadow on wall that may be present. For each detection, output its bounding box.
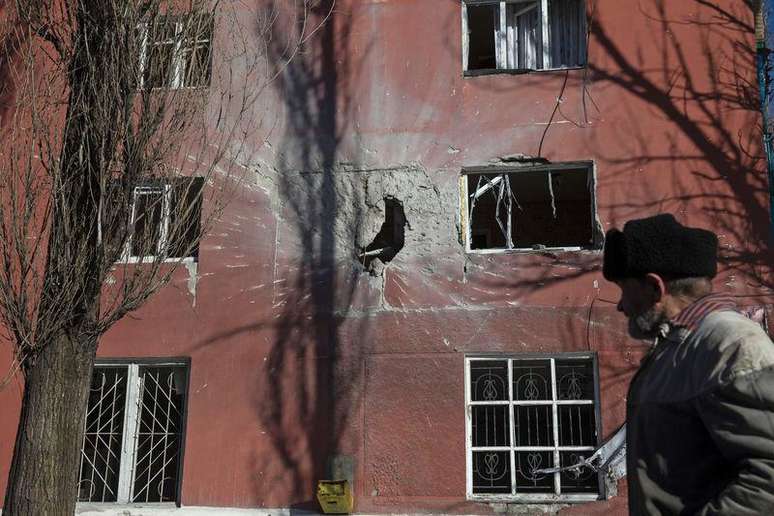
[473,0,772,297]
[251,0,374,509]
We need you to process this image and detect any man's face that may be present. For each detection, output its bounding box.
[615,277,667,340]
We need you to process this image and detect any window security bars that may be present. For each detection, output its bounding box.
[78,363,188,504]
[465,356,601,501]
[462,0,586,73]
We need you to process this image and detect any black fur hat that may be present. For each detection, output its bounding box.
[603,214,718,281]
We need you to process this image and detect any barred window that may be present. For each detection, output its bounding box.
[78,361,189,504]
[465,355,602,501]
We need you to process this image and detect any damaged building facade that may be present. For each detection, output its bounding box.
[1,0,772,514]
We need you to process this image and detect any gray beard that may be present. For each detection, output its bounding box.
[628,305,668,340]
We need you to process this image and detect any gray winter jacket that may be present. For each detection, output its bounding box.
[627,310,774,515]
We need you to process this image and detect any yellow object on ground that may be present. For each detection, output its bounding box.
[316,479,353,514]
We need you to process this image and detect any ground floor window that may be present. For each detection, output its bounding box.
[78,360,189,504]
[465,354,602,501]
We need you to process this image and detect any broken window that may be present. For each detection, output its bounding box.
[462,0,586,73]
[140,13,214,89]
[78,361,189,504]
[466,355,602,500]
[463,163,597,252]
[124,177,204,262]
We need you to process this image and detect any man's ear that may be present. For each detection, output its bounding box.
[644,273,667,302]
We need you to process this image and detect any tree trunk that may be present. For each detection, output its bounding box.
[2,334,96,516]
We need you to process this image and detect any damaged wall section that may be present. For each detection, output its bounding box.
[268,162,461,271]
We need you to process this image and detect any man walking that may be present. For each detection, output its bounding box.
[603,214,774,515]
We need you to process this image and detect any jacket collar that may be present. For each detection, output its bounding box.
[669,292,737,332]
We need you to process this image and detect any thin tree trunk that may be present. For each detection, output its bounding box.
[3,335,96,516]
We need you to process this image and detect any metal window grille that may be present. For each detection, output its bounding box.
[462,0,586,72]
[465,355,602,501]
[78,363,188,504]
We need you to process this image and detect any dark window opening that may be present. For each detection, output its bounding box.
[466,165,595,251]
[130,189,165,258]
[467,5,498,70]
[360,197,407,270]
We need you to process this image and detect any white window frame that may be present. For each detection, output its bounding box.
[138,15,213,90]
[77,360,189,507]
[461,0,586,74]
[464,354,603,503]
[461,161,598,254]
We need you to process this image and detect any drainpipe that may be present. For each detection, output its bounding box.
[757,0,774,239]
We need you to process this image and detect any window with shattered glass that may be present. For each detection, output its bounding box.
[465,355,602,501]
[463,163,597,252]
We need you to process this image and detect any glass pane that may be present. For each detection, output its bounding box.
[558,404,596,447]
[472,451,511,494]
[472,405,510,447]
[132,366,186,503]
[514,451,554,493]
[559,451,599,493]
[513,404,554,447]
[512,360,551,401]
[78,367,128,502]
[131,190,164,257]
[470,360,508,401]
[167,177,204,258]
[556,359,594,400]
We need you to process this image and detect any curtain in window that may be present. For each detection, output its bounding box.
[500,2,542,69]
[549,0,586,67]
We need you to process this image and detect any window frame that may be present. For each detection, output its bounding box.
[138,14,214,90]
[119,179,203,264]
[461,0,586,76]
[77,358,191,508]
[464,353,605,503]
[460,161,599,254]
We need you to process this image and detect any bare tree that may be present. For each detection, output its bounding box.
[0,0,317,513]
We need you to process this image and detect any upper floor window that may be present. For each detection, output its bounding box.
[140,14,214,89]
[123,177,204,262]
[465,355,602,501]
[462,162,599,253]
[462,0,586,74]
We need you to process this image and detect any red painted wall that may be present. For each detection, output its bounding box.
[1,0,771,514]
